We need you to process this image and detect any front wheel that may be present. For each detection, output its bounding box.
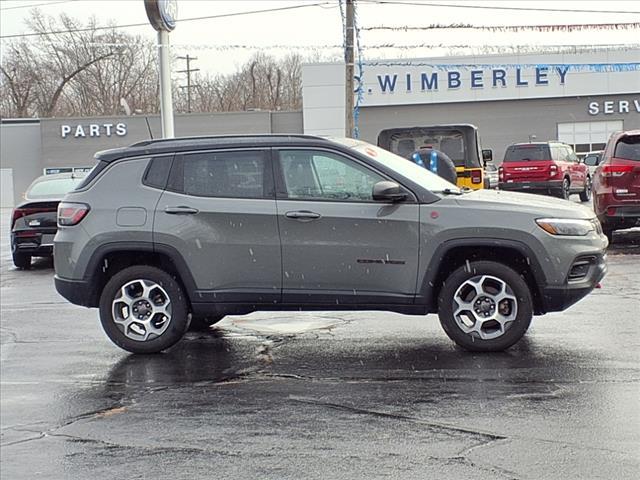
[99,266,189,354]
[437,261,533,352]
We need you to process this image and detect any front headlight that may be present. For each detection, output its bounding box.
[536,218,594,236]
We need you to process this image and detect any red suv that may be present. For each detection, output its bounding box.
[592,130,640,240]
[499,142,591,201]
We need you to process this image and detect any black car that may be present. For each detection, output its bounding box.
[11,172,85,269]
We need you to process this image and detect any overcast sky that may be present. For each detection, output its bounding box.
[1,0,639,75]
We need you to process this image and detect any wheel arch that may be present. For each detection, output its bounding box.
[419,239,547,315]
[83,242,197,308]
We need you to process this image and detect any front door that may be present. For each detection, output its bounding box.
[274,148,420,305]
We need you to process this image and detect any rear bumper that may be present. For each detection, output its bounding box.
[54,276,93,307]
[499,180,562,192]
[540,253,607,313]
[11,232,55,257]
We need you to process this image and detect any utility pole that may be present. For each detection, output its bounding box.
[345,0,355,138]
[158,30,174,137]
[177,54,200,113]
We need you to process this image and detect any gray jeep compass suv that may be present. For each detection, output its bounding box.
[54,135,607,354]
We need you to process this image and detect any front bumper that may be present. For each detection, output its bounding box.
[499,180,562,192]
[540,252,607,313]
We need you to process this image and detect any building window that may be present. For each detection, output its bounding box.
[558,120,623,158]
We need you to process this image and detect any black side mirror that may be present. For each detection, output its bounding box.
[372,181,407,203]
[482,149,493,162]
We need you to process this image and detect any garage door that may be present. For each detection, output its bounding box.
[558,120,623,158]
[0,168,14,208]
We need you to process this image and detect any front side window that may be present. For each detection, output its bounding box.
[175,150,268,198]
[279,150,384,201]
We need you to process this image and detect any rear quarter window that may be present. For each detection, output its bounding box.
[74,160,108,190]
[504,145,551,162]
[143,156,174,189]
[614,135,640,161]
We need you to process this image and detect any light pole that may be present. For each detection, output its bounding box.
[144,0,178,139]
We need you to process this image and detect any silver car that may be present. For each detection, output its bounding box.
[54,135,607,354]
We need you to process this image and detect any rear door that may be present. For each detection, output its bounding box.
[274,148,420,305]
[154,148,281,303]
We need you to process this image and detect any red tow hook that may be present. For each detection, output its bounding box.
[595,283,602,289]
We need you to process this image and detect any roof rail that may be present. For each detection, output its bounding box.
[130,134,322,148]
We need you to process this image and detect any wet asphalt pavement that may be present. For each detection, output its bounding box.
[1,208,639,479]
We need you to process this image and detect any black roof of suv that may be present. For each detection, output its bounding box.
[96,135,333,162]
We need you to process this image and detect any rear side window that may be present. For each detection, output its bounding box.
[143,156,173,189]
[504,145,550,162]
[614,135,640,161]
[169,150,271,198]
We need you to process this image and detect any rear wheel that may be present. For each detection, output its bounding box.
[558,177,571,200]
[99,265,189,354]
[437,261,533,352]
[579,176,592,202]
[12,252,31,270]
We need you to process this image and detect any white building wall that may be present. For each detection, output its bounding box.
[302,49,640,136]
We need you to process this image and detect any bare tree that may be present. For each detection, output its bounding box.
[1,11,312,118]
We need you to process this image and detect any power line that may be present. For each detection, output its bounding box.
[0,2,333,39]
[362,22,640,32]
[0,0,77,11]
[360,0,640,15]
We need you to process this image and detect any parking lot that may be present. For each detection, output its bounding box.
[1,207,639,479]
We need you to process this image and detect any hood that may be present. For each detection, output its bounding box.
[454,189,594,219]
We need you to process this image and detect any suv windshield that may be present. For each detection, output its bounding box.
[504,145,550,162]
[614,135,640,161]
[332,138,460,193]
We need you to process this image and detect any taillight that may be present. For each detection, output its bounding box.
[471,169,482,184]
[11,206,57,229]
[57,202,90,226]
[549,163,558,178]
[498,167,504,182]
[601,164,633,177]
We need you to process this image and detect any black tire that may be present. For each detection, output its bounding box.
[188,314,225,331]
[99,265,189,354]
[12,252,31,270]
[437,260,533,352]
[579,176,591,202]
[558,177,571,200]
[603,227,614,243]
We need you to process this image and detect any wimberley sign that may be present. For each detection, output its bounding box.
[357,50,640,107]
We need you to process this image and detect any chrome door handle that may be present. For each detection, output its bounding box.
[285,210,321,220]
[164,206,199,215]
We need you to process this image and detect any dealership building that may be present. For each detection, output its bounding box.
[1,49,639,207]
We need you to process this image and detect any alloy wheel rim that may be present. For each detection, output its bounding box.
[112,279,172,341]
[452,274,518,340]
